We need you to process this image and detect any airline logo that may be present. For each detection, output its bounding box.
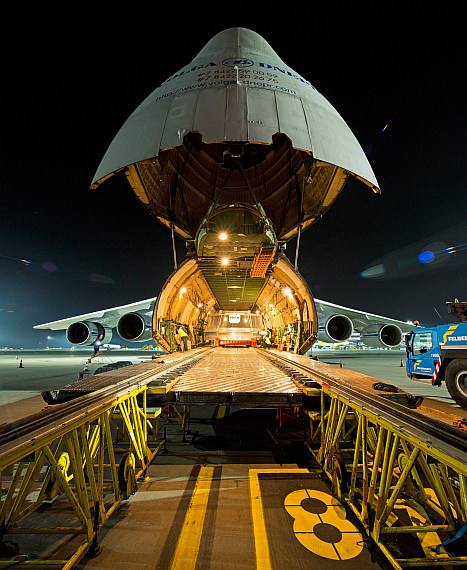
[222,58,254,67]
[413,360,422,370]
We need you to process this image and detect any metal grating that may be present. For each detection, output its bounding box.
[174,348,300,394]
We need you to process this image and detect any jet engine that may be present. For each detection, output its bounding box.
[117,311,153,342]
[66,321,112,346]
[361,324,403,348]
[318,315,353,343]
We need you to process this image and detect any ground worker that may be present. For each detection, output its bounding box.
[178,326,188,351]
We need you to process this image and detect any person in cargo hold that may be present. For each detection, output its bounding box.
[178,327,188,351]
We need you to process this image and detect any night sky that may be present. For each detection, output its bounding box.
[2,8,466,347]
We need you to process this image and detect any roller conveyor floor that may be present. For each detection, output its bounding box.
[172,347,301,394]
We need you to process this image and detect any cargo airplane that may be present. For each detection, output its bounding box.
[34,28,413,353]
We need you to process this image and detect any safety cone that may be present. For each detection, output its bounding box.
[84,363,89,373]
[18,360,23,368]
[15,355,18,360]
[340,360,343,368]
[400,359,404,367]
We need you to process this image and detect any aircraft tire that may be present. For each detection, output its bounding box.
[445,359,467,409]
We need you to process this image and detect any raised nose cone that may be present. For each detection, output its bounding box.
[92,27,379,241]
[193,27,284,62]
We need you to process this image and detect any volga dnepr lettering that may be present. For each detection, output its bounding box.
[156,60,315,91]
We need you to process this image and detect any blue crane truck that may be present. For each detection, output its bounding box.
[405,300,467,409]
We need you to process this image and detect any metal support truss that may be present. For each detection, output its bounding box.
[0,386,164,568]
[307,388,467,568]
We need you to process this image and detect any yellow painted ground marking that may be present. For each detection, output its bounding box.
[249,468,309,570]
[404,504,449,558]
[170,466,214,570]
[284,489,363,560]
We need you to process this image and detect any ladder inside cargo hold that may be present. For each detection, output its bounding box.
[298,333,316,355]
[154,330,172,353]
[250,245,275,278]
[298,321,317,355]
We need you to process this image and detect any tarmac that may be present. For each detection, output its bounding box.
[0,350,157,422]
[0,348,464,568]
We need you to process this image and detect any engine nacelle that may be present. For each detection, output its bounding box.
[117,311,153,342]
[66,321,112,346]
[361,324,403,348]
[318,314,353,343]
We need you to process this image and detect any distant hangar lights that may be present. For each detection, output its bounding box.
[221,258,229,266]
[219,232,228,241]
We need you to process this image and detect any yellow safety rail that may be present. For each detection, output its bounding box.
[307,388,467,568]
[0,385,163,569]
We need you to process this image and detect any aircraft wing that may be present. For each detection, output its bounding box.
[33,296,412,349]
[314,298,414,333]
[33,297,156,331]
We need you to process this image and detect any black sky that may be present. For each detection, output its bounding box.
[2,7,466,347]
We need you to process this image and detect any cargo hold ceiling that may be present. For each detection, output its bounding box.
[153,254,317,337]
[123,133,350,241]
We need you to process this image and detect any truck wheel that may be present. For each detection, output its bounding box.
[445,359,467,409]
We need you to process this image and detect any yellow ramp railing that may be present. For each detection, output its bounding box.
[0,385,163,569]
[307,388,467,568]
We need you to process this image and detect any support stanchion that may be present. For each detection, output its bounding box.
[87,501,102,558]
[160,426,169,454]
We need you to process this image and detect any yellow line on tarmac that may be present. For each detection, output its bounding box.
[170,466,214,570]
[249,468,309,570]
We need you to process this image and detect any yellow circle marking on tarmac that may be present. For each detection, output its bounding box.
[284,489,363,560]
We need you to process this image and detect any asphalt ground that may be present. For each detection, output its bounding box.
[0,350,462,568]
[4,405,391,569]
[0,350,157,422]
